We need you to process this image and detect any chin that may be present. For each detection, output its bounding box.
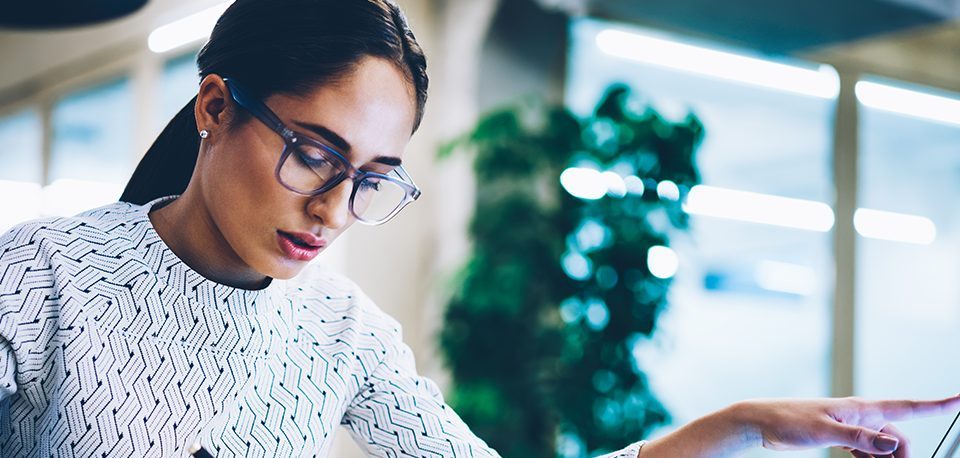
[268,264,306,281]
[254,243,317,281]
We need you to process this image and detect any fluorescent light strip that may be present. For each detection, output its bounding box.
[856,81,960,127]
[683,185,835,232]
[853,208,936,245]
[754,260,817,296]
[595,29,839,99]
[148,1,233,54]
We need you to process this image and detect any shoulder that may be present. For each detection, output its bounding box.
[289,263,403,336]
[0,201,146,290]
[0,201,144,255]
[287,264,407,367]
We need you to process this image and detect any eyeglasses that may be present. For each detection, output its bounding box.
[222,77,421,226]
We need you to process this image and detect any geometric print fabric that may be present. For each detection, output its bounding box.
[0,197,642,457]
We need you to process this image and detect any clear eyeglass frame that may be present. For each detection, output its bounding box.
[222,77,421,226]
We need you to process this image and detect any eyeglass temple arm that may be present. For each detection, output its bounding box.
[395,166,421,199]
[222,78,293,139]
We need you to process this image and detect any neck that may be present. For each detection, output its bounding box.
[148,189,270,290]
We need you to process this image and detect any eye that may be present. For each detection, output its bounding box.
[359,178,382,192]
[293,143,329,168]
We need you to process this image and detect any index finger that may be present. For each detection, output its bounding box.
[874,394,960,421]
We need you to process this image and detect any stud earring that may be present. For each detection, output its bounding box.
[199,129,209,139]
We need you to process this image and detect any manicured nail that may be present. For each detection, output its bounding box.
[874,434,899,452]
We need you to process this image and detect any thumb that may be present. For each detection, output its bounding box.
[832,424,900,454]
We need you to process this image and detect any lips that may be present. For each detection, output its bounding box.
[278,230,324,248]
[277,230,326,261]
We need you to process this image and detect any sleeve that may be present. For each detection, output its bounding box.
[0,228,20,405]
[335,286,647,458]
[341,325,500,457]
[0,227,22,434]
[0,320,15,402]
[0,221,57,404]
[0,220,70,453]
[0,327,14,434]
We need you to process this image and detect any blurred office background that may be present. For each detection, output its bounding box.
[1,0,958,456]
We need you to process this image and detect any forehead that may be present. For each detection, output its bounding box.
[265,58,417,163]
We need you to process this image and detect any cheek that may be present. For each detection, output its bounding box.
[206,129,287,203]
[203,136,290,242]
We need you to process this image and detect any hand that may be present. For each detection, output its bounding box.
[737,394,960,457]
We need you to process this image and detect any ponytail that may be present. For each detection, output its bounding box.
[120,96,200,205]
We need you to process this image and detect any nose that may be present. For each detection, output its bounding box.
[307,179,353,230]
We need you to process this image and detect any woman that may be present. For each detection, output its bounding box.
[0,0,956,457]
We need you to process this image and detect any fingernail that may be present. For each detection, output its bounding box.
[874,434,899,452]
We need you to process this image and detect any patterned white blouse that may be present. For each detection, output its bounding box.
[0,197,644,457]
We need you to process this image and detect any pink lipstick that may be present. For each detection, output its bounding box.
[277,230,326,261]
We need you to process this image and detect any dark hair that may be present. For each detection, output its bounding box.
[121,0,428,205]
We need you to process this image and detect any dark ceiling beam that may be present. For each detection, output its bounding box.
[588,0,947,55]
[0,0,148,29]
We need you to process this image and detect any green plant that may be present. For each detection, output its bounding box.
[440,85,703,457]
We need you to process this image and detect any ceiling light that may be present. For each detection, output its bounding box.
[683,185,835,232]
[595,28,839,99]
[856,81,960,127]
[148,1,233,54]
[854,208,936,245]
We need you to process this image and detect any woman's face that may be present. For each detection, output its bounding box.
[197,57,417,280]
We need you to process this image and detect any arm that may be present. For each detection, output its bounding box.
[639,402,758,458]
[334,287,960,458]
[341,336,500,457]
[0,229,20,404]
[0,331,15,403]
[340,339,960,458]
[0,331,15,432]
[0,229,21,441]
[641,396,960,457]
[0,220,58,406]
[339,316,649,458]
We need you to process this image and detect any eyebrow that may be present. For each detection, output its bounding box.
[292,120,403,167]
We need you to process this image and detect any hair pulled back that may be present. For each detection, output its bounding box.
[121,0,428,204]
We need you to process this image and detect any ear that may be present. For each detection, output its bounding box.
[195,74,231,135]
